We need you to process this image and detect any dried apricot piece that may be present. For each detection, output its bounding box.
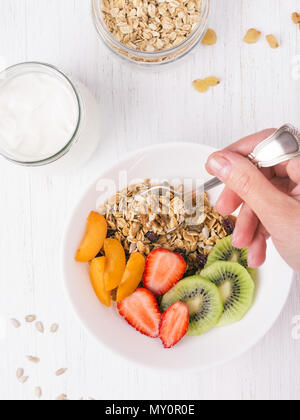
[90,257,111,307]
[292,12,300,24]
[266,34,279,49]
[244,28,261,44]
[202,29,217,46]
[75,212,108,262]
[117,253,146,302]
[204,76,221,87]
[192,79,209,93]
[104,238,126,291]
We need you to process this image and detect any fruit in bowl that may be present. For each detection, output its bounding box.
[75,201,255,348]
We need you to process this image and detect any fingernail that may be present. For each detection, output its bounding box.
[206,155,231,181]
[247,254,256,268]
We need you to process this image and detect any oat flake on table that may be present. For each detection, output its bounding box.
[35,387,42,399]
[55,368,68,377]
[25,315,36,323]
[16,368,24,379]
[35,321,44,334]
[27,355,40,364]
[10,319,21,329]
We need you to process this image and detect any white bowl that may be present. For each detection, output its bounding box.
[63,143,293,371]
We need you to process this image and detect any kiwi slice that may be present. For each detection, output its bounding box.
[206,235,254,276]
[201,261,254,327]
[161,276,223,336]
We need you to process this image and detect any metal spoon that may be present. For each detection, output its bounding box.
[140,124,300,233]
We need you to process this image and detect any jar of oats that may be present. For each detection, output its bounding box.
[91,0,210,65]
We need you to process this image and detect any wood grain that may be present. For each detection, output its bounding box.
[0,0,300,400]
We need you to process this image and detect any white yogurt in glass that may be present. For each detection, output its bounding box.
[0,62,101,172]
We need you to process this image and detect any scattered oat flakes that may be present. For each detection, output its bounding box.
[101,0,202,52]
[55,368,68,377]
[11,318,21,329]
[292,12,300,24]
[56,394,67,400]
[50,323,59,334]
[266,34,279,49]
[25,315,36,323]
[201,29,217,45]
[244,28,261,44]
[16,368,24,379]
[35,321,44,334]
[27,355,40,364]
[18,376,29,384]
[35,387,42,399]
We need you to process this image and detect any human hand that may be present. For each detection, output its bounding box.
[205,129,300,273]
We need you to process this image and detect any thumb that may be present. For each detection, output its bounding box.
[206,151,295,232]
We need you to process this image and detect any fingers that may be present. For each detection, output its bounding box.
[232,203,259,248]
[286,157,300,184]
[247,228,268,268]
[215,187,243,215]
[285,157,300,198]
[226,128,276,155]
[206,150,293,233]
[215,168,273,215]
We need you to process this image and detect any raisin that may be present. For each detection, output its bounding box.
[222,217,235,235]
[107,229,117,238]
[145,231,158,243]
[196,253,208,269]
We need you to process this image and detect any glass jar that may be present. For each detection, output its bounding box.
[91,0,210,66]
[0,62,101,172]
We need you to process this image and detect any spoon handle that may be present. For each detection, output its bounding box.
[202,177,223,193]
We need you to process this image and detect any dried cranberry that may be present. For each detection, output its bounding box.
[107,229,117,238]
[145,231,158,243]
[196,253,207,269]
[222,217,235,235]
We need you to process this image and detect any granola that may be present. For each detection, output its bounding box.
[101,0,202,52]
[98,181,229,273]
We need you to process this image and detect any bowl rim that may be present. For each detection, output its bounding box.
[62,142,293,372]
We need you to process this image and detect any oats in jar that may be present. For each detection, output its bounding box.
[101,0,202,52]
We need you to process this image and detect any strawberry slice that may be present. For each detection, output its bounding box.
[160,302,189,349]
[117,288,161,338]
[143,249,186,296]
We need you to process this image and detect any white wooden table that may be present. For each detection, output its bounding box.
[0,0,300,401]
